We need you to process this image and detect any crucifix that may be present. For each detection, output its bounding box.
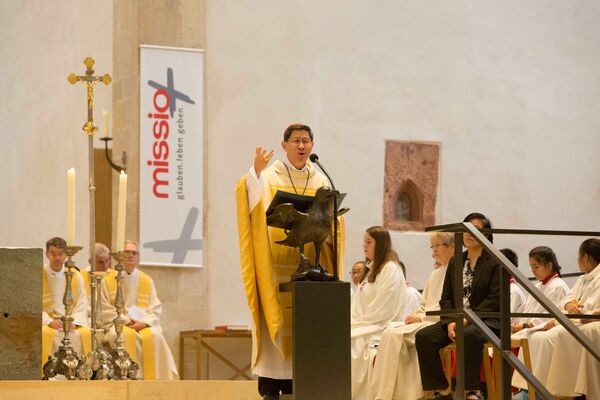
[66,57,119,378]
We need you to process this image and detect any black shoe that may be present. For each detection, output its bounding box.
[262,395,279,400]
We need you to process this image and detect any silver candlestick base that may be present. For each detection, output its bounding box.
[43,245,92,380]
[81,271,116,380]
[109,251,139,379]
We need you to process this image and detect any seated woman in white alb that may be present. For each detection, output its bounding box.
[351,226,405,400]
[369,231,454,400]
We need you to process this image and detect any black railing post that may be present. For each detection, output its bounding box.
[499,264,512,399]
[454,232,465,399]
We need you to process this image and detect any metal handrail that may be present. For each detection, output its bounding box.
[425,222,600,400]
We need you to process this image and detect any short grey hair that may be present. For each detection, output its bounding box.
[95,242,110,257]
[429,232,454,246]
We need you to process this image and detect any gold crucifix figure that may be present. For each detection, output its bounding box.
[68,57,111,136]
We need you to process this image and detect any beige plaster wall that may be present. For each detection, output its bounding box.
[0,0,112,266]
[205,0,600,320]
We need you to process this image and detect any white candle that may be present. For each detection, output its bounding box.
[103,110,110,138]
[66,168,76,245]
[116,171,127,252]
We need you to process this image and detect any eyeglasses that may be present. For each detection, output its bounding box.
[288,139,313,147]
[430,244,447,249]
[126,251,139,255]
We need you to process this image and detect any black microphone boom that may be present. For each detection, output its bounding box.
[309,153,339,281]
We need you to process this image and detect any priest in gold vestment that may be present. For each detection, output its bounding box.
[96,240,179,380]
[41,237,92,373]
[236,124,345,399]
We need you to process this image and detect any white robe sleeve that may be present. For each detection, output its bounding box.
[72,272,90,327]
[42,311,54,326]
[245,166,264,212]
[351,262,405,330]
[400,286,422,321]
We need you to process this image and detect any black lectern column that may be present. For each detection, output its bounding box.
[280,281,351,400]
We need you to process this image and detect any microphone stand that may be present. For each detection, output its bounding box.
[310,155,339,281]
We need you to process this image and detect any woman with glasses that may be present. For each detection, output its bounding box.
[351,226,405,400]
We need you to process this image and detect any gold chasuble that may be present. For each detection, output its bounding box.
[236,160,345,368]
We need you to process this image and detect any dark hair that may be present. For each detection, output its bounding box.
[283,124,313,142]
[529,246,562,276]
[579,238,600,265]
[365,226,394,283]
[398,260,407,279]
[46,237,66,251]
[463,212,493,243]
[500,248,518,268]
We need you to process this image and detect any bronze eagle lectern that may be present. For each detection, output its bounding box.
[267,186,349,281]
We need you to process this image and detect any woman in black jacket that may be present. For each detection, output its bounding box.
[415,212,500,400]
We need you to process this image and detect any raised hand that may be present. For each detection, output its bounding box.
[254,146,274,177]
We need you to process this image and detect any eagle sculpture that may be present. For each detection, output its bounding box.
[267,186,349,281]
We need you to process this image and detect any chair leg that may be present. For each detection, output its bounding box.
[521,339,535,400]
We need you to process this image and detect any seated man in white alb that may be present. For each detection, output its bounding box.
[102,240,178,380]
[398,261,423,321]
[42,237,92,370]
[370,231,454,400]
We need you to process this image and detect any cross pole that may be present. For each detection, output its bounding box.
[68,57,111,360]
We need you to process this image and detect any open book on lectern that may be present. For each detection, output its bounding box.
[266,189,346,227]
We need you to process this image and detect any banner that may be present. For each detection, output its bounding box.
[139,45,203,268]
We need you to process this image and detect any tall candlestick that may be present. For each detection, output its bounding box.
[102,110,110,138]
[116,171,127,252]
[67,168,76,245]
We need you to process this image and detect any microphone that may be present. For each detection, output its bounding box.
[309,154,334,190]
[309,153,339,281]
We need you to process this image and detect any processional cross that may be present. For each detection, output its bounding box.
[68,57,112,136]
[64,58,131,379]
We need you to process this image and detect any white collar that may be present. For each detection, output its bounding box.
[45,263,65,277]
[583,263,600,281]
[283,157,308,172]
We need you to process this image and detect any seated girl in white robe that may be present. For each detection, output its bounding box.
[351,226,405,400]
[369,231,454,400]
[512,243,596,397]
[532,239,600,398]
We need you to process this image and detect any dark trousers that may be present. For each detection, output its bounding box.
[415,321,498,391]
[258,376,293,396]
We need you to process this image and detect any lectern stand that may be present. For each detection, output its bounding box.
[279,281,351,400]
